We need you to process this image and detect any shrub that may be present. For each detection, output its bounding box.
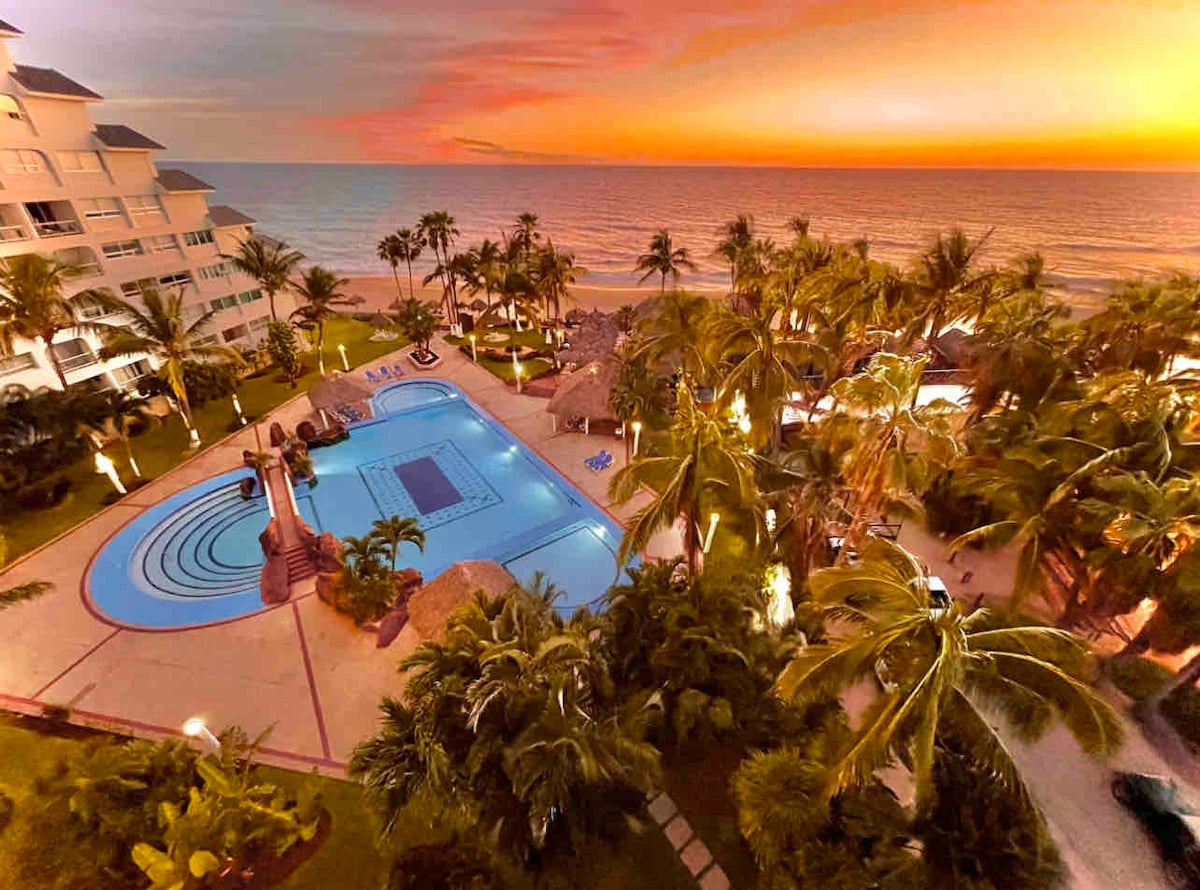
[180,360,239,407]
[267,321,303,385]
[388,843,504,890]
[1105,655,1173,701]
[14,477,71,510]
[922,470,996,539]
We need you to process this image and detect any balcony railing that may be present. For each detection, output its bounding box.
[0,224,28,242]
[65,262,102,278]
[58,351,98,372]
[33,219,83,238]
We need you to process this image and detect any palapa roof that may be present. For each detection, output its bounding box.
[307,372,375,410]
[93,123,165,150]
[546,359,619,421]
[11,64,100,100]
[369,311,391,328]
[408,561,517,641]
[207,205,256,228]
[557,312,620,366]
[155,168,214,193]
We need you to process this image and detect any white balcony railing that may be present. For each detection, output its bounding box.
[34,219,83,238]
[58,351,98,372]
[0,224,28,242]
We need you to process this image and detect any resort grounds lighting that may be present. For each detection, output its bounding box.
[764,563,795,627]
[338,343,349,371]
[94,451,126,496]
[232,393,246,426]
[468,333,477,362]
[632,420,642,456]
[182,717,222,755]
[513,352,523,394]
[765,508,776,534]
[703,511,720,553]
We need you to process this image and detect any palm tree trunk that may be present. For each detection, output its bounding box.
[124,436,142,478]
[391,265,402,301]
[267,288,277,322]
[406,260,415,300]
[316,324,326,376]
[685,506,699,577]
[660,272,666,295]
[48,351,69,391]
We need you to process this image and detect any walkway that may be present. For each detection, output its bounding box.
[0,335,656,774]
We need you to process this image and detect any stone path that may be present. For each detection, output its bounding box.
[649,791,730,889]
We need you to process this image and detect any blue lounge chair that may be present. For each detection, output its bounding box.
[391,363,407,377]
[365,370,379,384]
[584,450,613,472]
[379,366,393,379]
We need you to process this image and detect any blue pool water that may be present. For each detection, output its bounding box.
[87,379,627,629]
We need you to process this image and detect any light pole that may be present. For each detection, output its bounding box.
[513,360,523,395]
[703,511,720,554]
[632,420,642,456]
[232,393,246,426]
[182,717,222,755]
[94,451,126,495]
[468,333,477,363]
[338,343,349,372]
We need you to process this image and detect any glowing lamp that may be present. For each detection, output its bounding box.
[182,717,221,754]
[764,563,794,628]
[632,420,643,456]
[337,343,349,371]
[94,451,126,495]
[703,511,720,553]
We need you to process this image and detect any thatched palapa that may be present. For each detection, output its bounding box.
[546,359,619,423]
[407,560,517,641]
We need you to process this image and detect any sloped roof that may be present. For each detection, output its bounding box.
[207,205,255,228]
[155,168,214,193]
[93,123,165,151]
[0,19,22,36]
[546,359,619,421]
[11,65,101,100]
[408,561,516,641]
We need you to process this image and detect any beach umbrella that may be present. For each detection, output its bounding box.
[546,359,620,426]
[344,294,366,306]
[307,372,374,412]
[387,298,405,310]
[370,311,391,329]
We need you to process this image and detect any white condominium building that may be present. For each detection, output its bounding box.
[0,18,295,393]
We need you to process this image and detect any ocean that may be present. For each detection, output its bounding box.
[179,163,1200,299]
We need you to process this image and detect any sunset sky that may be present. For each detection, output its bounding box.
[9,0,1200,169]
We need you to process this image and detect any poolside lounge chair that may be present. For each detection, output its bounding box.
[365,370,379,384]
[391,363,407,377]
[584,449,613,472]
[379,366,393,379]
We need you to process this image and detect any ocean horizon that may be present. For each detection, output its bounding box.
[177,163,1200,297]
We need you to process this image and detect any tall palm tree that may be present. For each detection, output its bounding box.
[394,228,424,300]
[417,211,460,324]
[473,238,503,312]
[289,265,349,376]
[81,389,155,479]
[629,289,712,378]
[715,214,755,294]
[787,216,811,241]
[369,515,426,572]
[226,236,305,321]
[913,227,994,342]
[512,211,541,269]
[535,240,582,321]
[777,537,1123,811]
[826,353,959,559]
[634,230,696,295]
[375,233,404,302]
[95,288,240,429]
[609,382,758,575]
[0,254,109,390]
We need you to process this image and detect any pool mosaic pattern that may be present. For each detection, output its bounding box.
[87,378,627,629]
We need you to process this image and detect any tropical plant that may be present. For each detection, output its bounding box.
[0,253,109,390]
[629,289,712,378]
[395,298,437,358]
[266,320,302,387]
[418,211,460,323]
[95,288,241,428]
[634,230,697,295]
[0,532,51,608]
[471,238,503,313]
[370,515,426,572]
[226,236,305,321]
[81,388,154,479]
[534,239,581,321]
[350,580,661,871]
[608,349,669,455]
[911,227,995,342]
[715,214,755,294]
[776,537,1123,812]
[289,265,350,376]
[511,211,541,270]
[609,381,758,574]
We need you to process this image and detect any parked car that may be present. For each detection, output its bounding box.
[1112,771,1200,887]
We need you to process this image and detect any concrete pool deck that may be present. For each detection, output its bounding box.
[0,335,660,772]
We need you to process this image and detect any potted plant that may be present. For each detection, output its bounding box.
[396,298,441,368]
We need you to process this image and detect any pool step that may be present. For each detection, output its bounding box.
[284,546,315,584]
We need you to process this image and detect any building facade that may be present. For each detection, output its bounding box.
[0,19,292,393]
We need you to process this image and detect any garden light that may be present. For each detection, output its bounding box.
[764,563,794,628]
[338,343,349,371]
[632,420,642,456]
[232,393,246,426]
[703,511,720,553]
[182,717,221,754]
[468,333,477,362]
[94,451,126,496]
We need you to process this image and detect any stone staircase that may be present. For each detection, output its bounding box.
[284,545,314,584]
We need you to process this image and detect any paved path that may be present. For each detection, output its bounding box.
[0,336,654,773]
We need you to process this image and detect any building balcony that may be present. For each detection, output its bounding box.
[0,223,29,242]
[33,218,83,238]
[58,350,99,372]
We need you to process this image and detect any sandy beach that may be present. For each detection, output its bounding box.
[340,275,723,316]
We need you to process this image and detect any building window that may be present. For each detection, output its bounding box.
[79,197,123,220]
[120,278,154,299]
[1,148,42,172]
[145,234,178,254]
[101,239,144,259]
[0,95,22,120]
[192,334,218,347]
[57,150,103,173]
[182,229,215,247]
[0,352,36,376]
[249,316,270,331]
[237,289,263,304]
[222,324,248,343]
[198,261,231,280]
[125,195,162,216]
[210,295,238,311]
[158,271,193,289]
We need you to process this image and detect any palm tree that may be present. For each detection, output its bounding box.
[370,515,426,572]
[417,212,460,325]
[715,214,755,294]
[226,236,305,321]
[634,230,696,295]
[609,382,758,575]
[512,211,541,269]
[826,353,959,559]
[0,254,109,390]
[376,234,405,302]
[394,228,424,300]
[913,227,994,342]
[535,240,582,321]
[81,389,155,479]
[787,216,811,241]
[94,288,240,430]
[777,537,1122,812]
[473,238,503,313]
[289,266,349,376]
[629,289,712,378]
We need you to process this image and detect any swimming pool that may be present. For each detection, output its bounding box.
[86,379,627,630]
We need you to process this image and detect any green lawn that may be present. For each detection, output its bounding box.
[0,317,405,563]
[446,326,558,385]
